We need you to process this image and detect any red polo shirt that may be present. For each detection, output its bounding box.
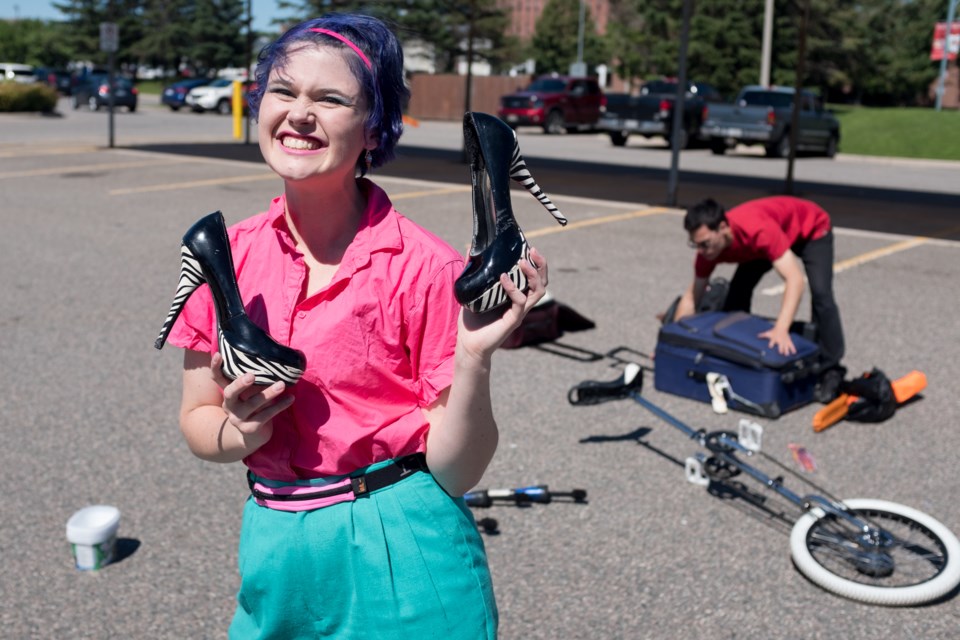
[695,196,831,278]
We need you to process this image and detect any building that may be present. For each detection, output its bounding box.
[496,0,609,40]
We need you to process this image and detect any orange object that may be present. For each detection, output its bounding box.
[813,394,851,432]
[402,115,420,127]
[788,443,817,472]
[812,370,927,432]
[892,370,926,403]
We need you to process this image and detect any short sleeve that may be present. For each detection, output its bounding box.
[694,254,717,279]
[405,259,462,406]
[164,282,217,353]
[754,226,790,262]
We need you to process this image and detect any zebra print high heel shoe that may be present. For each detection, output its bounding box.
[455,112,567,314]
[154,211,306,386]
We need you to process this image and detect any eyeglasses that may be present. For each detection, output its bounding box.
[687,238,711,250]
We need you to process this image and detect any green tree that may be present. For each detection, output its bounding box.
[845,0,943,105]
[186,0,248,74]
[0,19,73,68]
[687,0,763,97]
[605,0,652,88]
[129,0,194,74]
[530,0,608,75]
[51,0,147,70]
[274,0,517,74]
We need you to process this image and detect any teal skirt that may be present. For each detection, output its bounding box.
[229,462,498,639]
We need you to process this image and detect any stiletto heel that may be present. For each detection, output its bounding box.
[455,112,567,314]
[155,211,306,386]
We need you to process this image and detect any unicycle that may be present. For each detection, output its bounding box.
[568,363,960,606]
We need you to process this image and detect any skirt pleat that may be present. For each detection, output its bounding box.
[229,466,498,639]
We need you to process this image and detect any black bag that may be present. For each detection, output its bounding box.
[500,298,595,349]
[662,278,729,325]
[842,368,897,423]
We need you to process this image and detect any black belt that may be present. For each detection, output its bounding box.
[247,453,428,503]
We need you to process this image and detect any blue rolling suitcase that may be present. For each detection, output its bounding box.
[653,311,821,418]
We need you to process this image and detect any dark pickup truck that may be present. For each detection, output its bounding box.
[596,79,724,148]
[700,85,840,158]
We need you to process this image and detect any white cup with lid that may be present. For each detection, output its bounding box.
[66,505,121,570]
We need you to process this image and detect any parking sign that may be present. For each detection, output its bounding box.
[100,22,118,53]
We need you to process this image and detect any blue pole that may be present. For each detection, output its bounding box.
[935,0,958,111]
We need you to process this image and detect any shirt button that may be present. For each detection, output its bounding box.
[297,311,306,319]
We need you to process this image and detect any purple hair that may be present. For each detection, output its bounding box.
[249,14,409,175]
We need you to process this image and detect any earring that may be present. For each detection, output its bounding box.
[365,150,373,170]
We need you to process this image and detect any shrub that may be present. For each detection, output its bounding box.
[0,81,59,112]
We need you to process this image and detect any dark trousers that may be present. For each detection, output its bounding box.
[722,231,845,370]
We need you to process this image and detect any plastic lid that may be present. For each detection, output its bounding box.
[66,505,121,545]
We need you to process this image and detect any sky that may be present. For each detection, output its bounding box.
[0,0,285,33]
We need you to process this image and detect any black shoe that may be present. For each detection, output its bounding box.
[814,366,846,404]
[155,211,307,386]
[454,112,567,314]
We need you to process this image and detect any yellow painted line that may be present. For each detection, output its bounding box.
[760,226,960,295]
[112,179,469,198]
[0,145,101,158]
[390,186,471,200]
[831,236,929,274]
[525,206,671,238]
[110,172,279,195]
[0,158,183,180]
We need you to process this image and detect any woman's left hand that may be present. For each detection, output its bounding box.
[457,247,548,363]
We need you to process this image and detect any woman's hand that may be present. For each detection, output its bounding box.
[457,247,549,364]
[210,352,294,452]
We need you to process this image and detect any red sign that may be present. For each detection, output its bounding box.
[931,22,960,61]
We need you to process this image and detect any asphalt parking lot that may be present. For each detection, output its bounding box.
[2,99,960,639]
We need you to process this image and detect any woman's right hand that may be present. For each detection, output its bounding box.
[211,352,295,452]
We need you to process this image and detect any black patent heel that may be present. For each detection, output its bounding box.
[454,112,566,314]
[155,211,306,386]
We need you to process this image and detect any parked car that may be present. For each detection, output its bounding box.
[597,79,724,149]
[161,78,213,111]
[1,62,37,84]
[242,80,258,112]
[34,67,75,95]
[71,75,138,112]
[497,75,606,134]
[700,85,840,158]
[185,78,239,114]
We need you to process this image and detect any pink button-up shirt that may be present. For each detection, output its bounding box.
[167,180,464,481]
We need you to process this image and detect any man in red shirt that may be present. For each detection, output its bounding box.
[674,196,845,401]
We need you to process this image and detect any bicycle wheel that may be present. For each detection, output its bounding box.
[790,498,960,606]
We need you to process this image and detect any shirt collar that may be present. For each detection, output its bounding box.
[266,179,404,273]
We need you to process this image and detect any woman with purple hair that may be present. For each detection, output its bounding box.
[162,13,548,639]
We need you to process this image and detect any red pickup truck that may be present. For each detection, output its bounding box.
[497,75,606,134]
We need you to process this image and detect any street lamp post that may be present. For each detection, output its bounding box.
[760,0,774,86]
[576,0,585,65]
[935,0,958,111]
[666,0,694,207]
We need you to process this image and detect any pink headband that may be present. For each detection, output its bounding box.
[310,28,372,70]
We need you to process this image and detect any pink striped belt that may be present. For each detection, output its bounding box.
[247,453,428,512]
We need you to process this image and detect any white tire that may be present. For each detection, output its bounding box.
[790,498,960,606]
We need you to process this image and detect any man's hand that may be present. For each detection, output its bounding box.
[759,325,796,356]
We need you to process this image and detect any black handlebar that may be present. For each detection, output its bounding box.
[464,485,589,507]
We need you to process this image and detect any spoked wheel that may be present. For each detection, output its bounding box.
[790,498,960,606]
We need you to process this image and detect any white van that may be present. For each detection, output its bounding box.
[1,63,37,83]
